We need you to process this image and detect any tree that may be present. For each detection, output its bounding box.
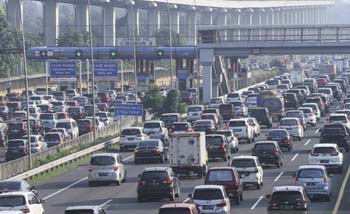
[162,89,178,113]
[57,30,90,47]
[142,85,164,118]
[155,29,183,46]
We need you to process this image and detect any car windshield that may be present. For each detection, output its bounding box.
[138,141,158,147]
[298,169,324,178]
[140,171,168,182]
[159,208,191,214]
[45,134,60,141]
[65,210,94,214]
[280,120,298,126]
[144,123,161,128]
[231,159,256,168]
[90,156,115,166]
[268,130,288,137]
[40,114,54,120]
[194,121,211,126]
[271,191,303,202]
[228,93,240,98]
[207,170,233,182]
[254,143,275,151]
[206,136,223,145]
[313,147,337,154]
[329,116,347,122]
[286,112,301,118]
[160,115,178,122]
[56,122,71,129]
[172,124,188,131]
[0,196,26,206]
[228,120,245,127]
[121,129,141,136]
[0,182,21,192]
[215,131,231,137]
[192,189,224,200]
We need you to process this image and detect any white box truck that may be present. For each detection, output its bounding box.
[290,70,306,85]
[169,132,208,178]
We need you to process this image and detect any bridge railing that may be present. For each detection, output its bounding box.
[198,25,350,43]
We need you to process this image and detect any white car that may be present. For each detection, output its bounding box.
[39,112,58,131]
[226,92,242,103]
[55,118,79,139]
[230,156,263,189]
[65,206,106,214]
[231,101,248,117]
[0,192,45,214]
[143,120,169,144]
[298,107,317,127]
[278,117,304,141]
[247,117,261,137]
[246,95,258,108]
[302,103,321,121]
[308,143,344,174]
[227,118,255,144]
[187,105,204,123]
[95,112,114,126]
[215,130,239,153]
[209,97,224,108]
[120,127,149,151]
[326,113,350,129]
[190,185,230,214]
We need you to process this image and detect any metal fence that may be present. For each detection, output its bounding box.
[0,116,137,180]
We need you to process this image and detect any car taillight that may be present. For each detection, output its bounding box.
[296,199,307,206]
[323,176,328,183]
[217,202,226,207]
[331,152,339,156]
[137,134,142,137]
[271,201,279,207]
[138,180,145,185]
[310,152,319,156]
[21,208,30,213]
[89,165,92,172]
[283,138,289,142]
[163,179,172,184]
[114,166,119,171]
[220,144,225,149]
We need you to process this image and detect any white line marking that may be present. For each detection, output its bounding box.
[304,139,311,146]
[183,198,191,203]
[100,199,112,207]
[42,177,88,200]
[274,171,284,182]
[291,153,299,162]
[251,196,264,210]
[332,165,350,214]
[315,128,320,134]
[123,155,134,161]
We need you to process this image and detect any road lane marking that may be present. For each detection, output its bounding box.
[183,198,191,203]
[42,177,88,200]
[250,196,264,209]
[315,128,320,134]
[332,164,350,214]
[274,171,284,182]
[100,199,112,207]
[291,153,299,162]
[304,139,311,146]
[123,155,134,161]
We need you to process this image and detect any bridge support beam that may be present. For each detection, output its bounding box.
[7,0,22,29]
[268,8,275,25]
[171,10,180,34]
[127,7,140,37]
[44,0,59,46]
[75,3,89,32]
[200,49,215,103]
[274,8,281,26]
[148,9,160,37]
[218,10,227,40]
[200,9,213,25]
[186,11,197,45]
[103,7,116,46]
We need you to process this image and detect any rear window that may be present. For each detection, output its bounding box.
[0,196,26,207]
[140,171,168,182]
[40,114,54,120]
[206,136,224,145]
[286,112,301,118]
[231,101,243,107]
[194,121,211,126]
[188,106,202,112]
[215,131,232,137]
[254,143,275,151]
[228,120,246,127]
[207,170,233,182]
[171,124,188,131]
[192,189,224,200]
[297,169,324,178]
[138,141,158,147]
[78,120,90,127]
[45,133,60,141]
[159,208,190,214]
[160,115,178,122]
[144,123,161,128]
[121,129,141,136]
[313,147,337,154]
[0,182,21,192]
[8,140,25,147]
[56,122,71,129]
[300,108,312,114]
[323,125,345,134]
[329,115,347,122]
[268,130,288,137]
[210,99,222,104]
[266,80,279,85]
[8,123,23,130]
[271,191,303,202]
[227,93,240,98]
[90,156,115,166]
[280,119,298,126]
[231,159,256,168]
[219,104,233,111]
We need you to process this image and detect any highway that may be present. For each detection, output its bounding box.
[31,100,350,214]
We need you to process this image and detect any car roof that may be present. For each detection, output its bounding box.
[312,143,338,148]
[194,185,225,190]
[161,113,180,116]
[91,153,118,158]
[329,113,347,117]
[273,185,304,192]
[144,120,162,124]
[255,140,278,145]
[229,118,248,122]
[232,155,257,160]
[298,165,326,170]
[286,110,302,113]
[188,105,204,108]
[0,191,31,196]
[208,167,235,171]
[160,203,196,209]
[143,167,169,172]
[280,117,299,121]
[66,206,100,211]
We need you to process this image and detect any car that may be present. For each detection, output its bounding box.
[160,113,180,129]
[158,203,199,214]
[5,139,28,161]
[278,117,304,141]
[246,93,258,108]
[283,93,300,109]
[215,129,238,153]
[50,128,71,141]
[88,153,126,186]
[193,119,216,134]
[308,143,344,174]
[226,92,243,103]
[189,185,231,213]
[56,112,70,120]
[44,132,64,147]
[205,134,230,161]
[169,122,192,133]
[248,107,272,128]
[200,113,220,128]
[266,129,293,151]
[0,105,10,121]
[319,123,350,151]
[218,104,235,123]
[326,113,350,129]
[187,105,205,124]
[285,110,307,131]
[336,109,350,120]
[266,186,310,213]
[55,119,79,139]
[65,206,107,214]
[67,106,85,120]
[311,93,331,113]
[143,120,169,144]
[120,127,149,152]
[209,97,224,108]
[230,101,248,117]
[134,139,168,164]
[22,135,47,153]
[298,107,317,127]
[77,119,95,135]
[230,156,263,190]
[302,103,321,121]
[39,113,58,131]
[137,167,180,202]
[227,118,254,144]
[325,83,342,101]
[294,165,332,201]
[0,180,38,197]
[0,192,45,214]
[247,117,261,137]
[95,112,114,126]
[252,141,283,168]
[318,87,334,103]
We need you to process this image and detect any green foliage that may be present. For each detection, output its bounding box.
[57,30,90,47]
[162,89,178,113]
[142,85,164,118]
[155,29,183,46]
[177,103,188,114]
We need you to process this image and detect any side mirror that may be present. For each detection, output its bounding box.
[138,174,141,178]
[265,194,271,199]
[188,193,192,198]
[40,199,45,204]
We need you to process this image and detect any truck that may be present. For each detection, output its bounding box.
[169,132,208,178]
[290,70,306,85]
[257,90,285,121]
[319,64,337,80]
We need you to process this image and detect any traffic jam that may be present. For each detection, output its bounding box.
[0,61,349,214]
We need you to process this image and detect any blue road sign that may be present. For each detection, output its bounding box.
[49,61,76,82]
[114,104,143,116]
[94,62,118,80]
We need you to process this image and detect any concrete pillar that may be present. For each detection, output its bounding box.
[103,7,116,46]
[186,11,197,45]
[268,8,274,25]
[148,9,160,36]
[75,3,89,32]
[171,10,180,34]
[252,10,260,26]
[218,9,228,40]
[7,0,22,29]
[302,8,307,25]
[44,0,59,46]
[127,7,140,36]
[274,8,280,26]
[200,49,214,103]
[279,8,285,25]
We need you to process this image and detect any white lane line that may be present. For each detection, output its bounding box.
[250,196,264,210]
[183,198,191,203]
[100,199,112,207]
[123,154,134,161]
[332,164,350,214]
[315,128,320,134]
[291,153,299,162]
[304,139,311,146]
[274,171,284,182]
[42,177,88,200]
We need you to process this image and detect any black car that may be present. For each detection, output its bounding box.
[252,141,283,168]
[287,89,305,104]
[67,106,85,120]
[193,120,216,134]
[325,84,342,101]
[5,139,28,161]
[266,129,293,151]
[319,123,350,151]
[160,113,180,129]
[137,167,180,202]
[283,93,299,109]
[249,107,272,128]
[205,134,230,161]
[7,122,27,140]
[134,140,167,164]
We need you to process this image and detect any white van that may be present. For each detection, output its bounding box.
[55,119,79,139]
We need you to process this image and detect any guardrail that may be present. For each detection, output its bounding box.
[0,116,137,180]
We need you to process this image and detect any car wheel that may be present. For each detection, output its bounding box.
[338,166,343,174]
[256,182,261,190]
[137,196,143,202]
[325,195,330,202]
[160,155,165,163]
[169,190,175,201]
[175,185,180,198]
[123,171,127,183]
[298,136,302,141]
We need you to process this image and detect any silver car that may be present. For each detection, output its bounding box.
[294,165,332,201]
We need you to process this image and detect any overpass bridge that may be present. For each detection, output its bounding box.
[6,0,333,46]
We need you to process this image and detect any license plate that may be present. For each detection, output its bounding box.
[320,160,329,163]
[232,129,241,132]
[203,205,214,210]
[307,182,316,186]
[128,138,134,141]
[98,173,108,176]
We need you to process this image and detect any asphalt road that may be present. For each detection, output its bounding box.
[34,100,350,214]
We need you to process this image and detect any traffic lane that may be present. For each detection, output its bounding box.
[335,152,350,213]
